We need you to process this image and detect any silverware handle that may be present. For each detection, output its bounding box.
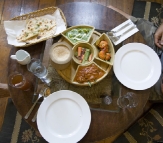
[120,25,136,36]
[32,111,38,122]
[113,22,132,33]
[24,98,39,119]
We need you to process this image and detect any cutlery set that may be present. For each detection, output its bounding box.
[106,22,133,36]
[24,87,50,122]
[106,19,138,45]
[108,25,137,42]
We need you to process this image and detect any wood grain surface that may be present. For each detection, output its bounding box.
[0,0,153,143]
[0,0,134,86]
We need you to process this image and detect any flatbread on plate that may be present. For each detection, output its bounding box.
[17,17,56,43]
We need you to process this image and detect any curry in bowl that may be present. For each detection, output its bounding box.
[62,25,94,45]
[73,62,106,85]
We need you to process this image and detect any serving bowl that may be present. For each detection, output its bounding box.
[61,25,95,45]
[72,42,95,65]
[72,62,107,86]
[49,41,73,70]
[94,33,115,65]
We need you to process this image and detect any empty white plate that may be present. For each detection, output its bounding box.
[113,43,161,90]
[37,90,91,143]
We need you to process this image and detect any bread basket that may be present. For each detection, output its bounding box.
[11,7,67,47]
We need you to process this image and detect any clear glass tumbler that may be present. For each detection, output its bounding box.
[8,72,31,91]
[27,58,52,85]
[27,58,47,78]
[117,92,138,108]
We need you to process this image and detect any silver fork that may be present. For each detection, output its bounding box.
[31,87,51,122]
[109,25,136,42]
[32,111,37,122]
[24,89,44,119]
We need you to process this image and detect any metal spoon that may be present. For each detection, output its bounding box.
[24,88,45,119]
[31,87,51,122]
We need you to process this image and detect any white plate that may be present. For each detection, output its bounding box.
[113,43,161,90]
[37,90,91,143]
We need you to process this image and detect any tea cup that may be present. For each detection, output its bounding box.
[8,72,32,91]
[49,41,72,70]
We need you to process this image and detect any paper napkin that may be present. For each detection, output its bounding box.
[109,19,139,45]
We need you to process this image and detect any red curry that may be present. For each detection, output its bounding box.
[74,63,105,83]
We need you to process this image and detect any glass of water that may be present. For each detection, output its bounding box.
[117,92,138,108]
[27,58,51,85]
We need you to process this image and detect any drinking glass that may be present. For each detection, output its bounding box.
[117,92,138,108]
[27,58,47,78]
[27,58,52,85]
[8,72,31,91]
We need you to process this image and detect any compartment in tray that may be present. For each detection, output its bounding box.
[72,42,95,65]
[94,58,112,73]
[72,62,107,86]
[94,33,115,65]
[61,25,95,45]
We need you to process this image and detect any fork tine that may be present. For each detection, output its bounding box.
[108,35,120,42]
[106,31,115,36]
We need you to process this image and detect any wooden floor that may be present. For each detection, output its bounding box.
[0,0,162,142]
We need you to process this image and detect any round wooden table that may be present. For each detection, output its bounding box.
[8,2,149,142]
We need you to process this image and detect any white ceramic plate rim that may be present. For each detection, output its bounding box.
[37,90,91,143]
[113,43,161,90]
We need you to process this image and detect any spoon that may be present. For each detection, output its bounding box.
[24,87,45,119]
[31,87,51,122]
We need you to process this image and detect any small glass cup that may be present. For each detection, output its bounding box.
[27,58,47,78]
[117,92,138,108]
[27,58,52,85]
[8,72,31,91]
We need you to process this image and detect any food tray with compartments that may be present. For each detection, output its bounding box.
[51,25,115,86]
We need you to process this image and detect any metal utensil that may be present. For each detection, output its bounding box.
[31,112,37,122]
[106,22,133,36]
[31,87,51,122]
[109,25,136,42]
[24,88,44,119]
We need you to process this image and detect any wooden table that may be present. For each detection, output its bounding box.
[8,2,150,143]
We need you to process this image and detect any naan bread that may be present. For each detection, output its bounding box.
[25,26,56,43]
[17,17,56,43]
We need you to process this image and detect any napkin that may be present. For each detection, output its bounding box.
[129,16,163,100]
[130,16,163,56]
[4,9,66,46]
[109,19,139,45]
